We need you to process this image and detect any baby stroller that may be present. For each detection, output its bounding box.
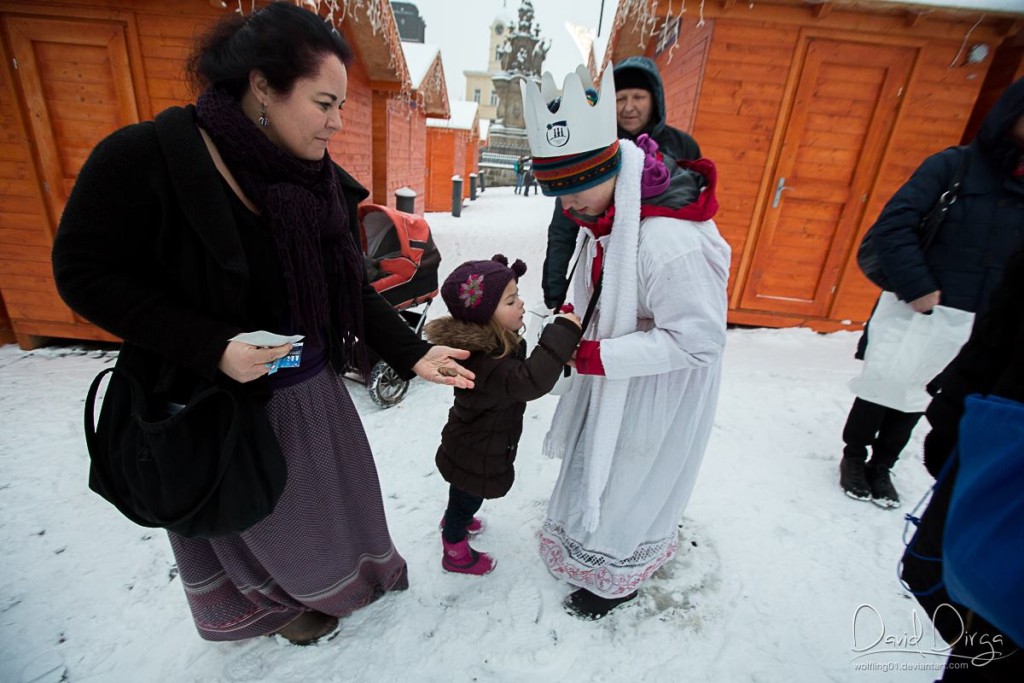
[353,203,441,408]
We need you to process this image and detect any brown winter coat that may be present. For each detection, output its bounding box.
[425,315,582,498]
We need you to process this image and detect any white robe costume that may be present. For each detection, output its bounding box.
[539,140,731,598]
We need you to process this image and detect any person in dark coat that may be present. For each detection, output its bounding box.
[522,160,538,197]
[50,4,473,646]
[425,255,582,575]
[840,77,1024,508]
[900,246,1024,681]
[541,56,701,309]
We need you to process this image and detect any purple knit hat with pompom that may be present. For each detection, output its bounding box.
[441,254,527,324]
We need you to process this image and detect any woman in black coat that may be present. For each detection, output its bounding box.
[51,4,472,645]
[840,78,1024,508]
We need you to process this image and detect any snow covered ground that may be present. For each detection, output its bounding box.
[1,187,949,682]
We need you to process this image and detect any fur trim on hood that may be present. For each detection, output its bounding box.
[424,316,510,354]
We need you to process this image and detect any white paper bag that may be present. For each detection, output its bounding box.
[848,292,974,412]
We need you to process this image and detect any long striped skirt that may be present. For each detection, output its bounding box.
[168,368,408,641]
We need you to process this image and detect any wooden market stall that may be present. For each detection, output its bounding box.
[424,100,478,212]
[0,0,413,348]
[605,0,1024,331]
[389,41,449,216]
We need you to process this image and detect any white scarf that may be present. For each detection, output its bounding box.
[543,139,643,532]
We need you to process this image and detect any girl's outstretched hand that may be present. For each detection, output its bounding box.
[414,345,476,389]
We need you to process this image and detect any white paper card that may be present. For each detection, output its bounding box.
[229,331,305,347]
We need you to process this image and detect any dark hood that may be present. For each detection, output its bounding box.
[643,158,720,222]
[975,77,1024,175]
[613,56,667,140]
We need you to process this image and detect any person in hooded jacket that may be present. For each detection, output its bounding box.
[522,67,730,620]
[839,77,1024,508]
[900,244,1024,681]
[541,57,702,309]
[424,256,582,576]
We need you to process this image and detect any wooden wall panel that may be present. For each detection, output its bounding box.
[454,130,468,200]
[424,128,455,213]
[0,292,12,345]
[961,30,1024,142]
[379,97,426,215]
[465,130,479,201]
[655,17,710,141]
[740,39,913,317]
[330,54,373,192]
[687,21,798,295]
[619,0,1013,331]
[135,9,218,114]
[830,38,988,324]
[0,0,401,347]
[0,20,73,345]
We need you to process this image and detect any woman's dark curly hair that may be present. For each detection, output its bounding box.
[187,2,353,99]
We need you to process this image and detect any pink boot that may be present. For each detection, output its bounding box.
[441,537,496,575]
[438,515,485,536]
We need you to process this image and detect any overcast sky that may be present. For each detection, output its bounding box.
[409,0,619,102]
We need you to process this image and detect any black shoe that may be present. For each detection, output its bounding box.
[866,464,900,509]
[840,457,872,501]
[273,611,340,645]
[563,588,637,620]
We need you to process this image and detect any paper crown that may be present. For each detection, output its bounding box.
[520,66,617,159]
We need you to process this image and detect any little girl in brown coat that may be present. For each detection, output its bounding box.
[424,255,582,575]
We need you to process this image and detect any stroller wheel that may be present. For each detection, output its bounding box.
[368,360,409,409]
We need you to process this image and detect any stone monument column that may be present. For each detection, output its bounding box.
[480,0,550,186]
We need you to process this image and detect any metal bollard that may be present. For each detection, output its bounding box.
[469,173,477,201]
[451,175,463,217]
[479,171,486,192]
[395,186,416,214]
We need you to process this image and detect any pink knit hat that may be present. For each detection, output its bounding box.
[441,254,527,324]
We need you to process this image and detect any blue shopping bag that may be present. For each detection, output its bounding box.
[943,393,1024,646]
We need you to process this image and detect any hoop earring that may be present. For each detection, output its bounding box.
[258,103,269,128]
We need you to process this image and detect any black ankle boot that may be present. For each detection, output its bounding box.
[563,588,637,620]
[865,464,900,509]
[840,457,872,501]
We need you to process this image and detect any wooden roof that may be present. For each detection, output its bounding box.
[332,0,411,91]
[604,0,1023,69]
[402,42,450,117]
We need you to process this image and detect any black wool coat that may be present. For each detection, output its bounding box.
[424,316,582,499]
[856,79,1024,359]
[52,105,429,398]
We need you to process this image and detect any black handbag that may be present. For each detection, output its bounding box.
[857,147,969,290]
[84,357,287,538]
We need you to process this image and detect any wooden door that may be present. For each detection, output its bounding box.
[4,16,140,227]
[739,39,914,317]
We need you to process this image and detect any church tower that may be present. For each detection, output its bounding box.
[463,12,513,121]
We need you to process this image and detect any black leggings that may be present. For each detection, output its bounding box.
[442,484,483,543]
[842,397,922,469]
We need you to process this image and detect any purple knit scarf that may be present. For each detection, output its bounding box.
[195,87,364,367]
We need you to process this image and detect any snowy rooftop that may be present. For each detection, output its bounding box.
[400,41,441,90]
[478,118,490,142]
[426,100,478,130]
